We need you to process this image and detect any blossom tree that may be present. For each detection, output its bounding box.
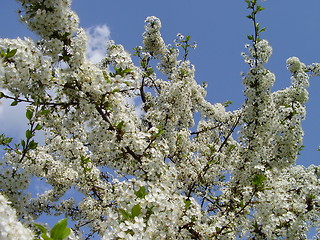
[0,0,320,239]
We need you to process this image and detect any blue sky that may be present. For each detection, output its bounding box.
[1,0,320,236]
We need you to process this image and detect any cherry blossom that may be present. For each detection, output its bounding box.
[0,0,319,239]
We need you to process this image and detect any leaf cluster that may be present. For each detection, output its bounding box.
[34,218,71,240]
[0,47,17,63]
[245,0,266,44]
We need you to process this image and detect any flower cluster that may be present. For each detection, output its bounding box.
[251,39,272,64]
[0,193,34,240]
[142,16,166,56]
[0,37,52,97]
[18,0,87,66]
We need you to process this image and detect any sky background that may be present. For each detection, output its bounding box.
[1,0,320,237]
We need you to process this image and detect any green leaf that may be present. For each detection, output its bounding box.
[80,155,92,172]
[131,204,141,217]
[259,27,267,33]
[50,218,71,240]
[0,49,5,57]
[119,209,131,220]
[228,144,236,151]
[239,200,245,208]
[298,145,305,155]
[114,67,122,74]
[34,223,53,240]
[0,92,4,99]
[247,35,254,41]
[134,186,147,199]
[10,100,18,106]
[21,139,26,148]
[34,223,48,234]
[147,67,154,75]
[123,68,133,74]
[26,109,33,120]
[60,228,71,240]
[184,200,191,209]
[116,121,124,130]
[256,5,265,12]
[40,109,50,116]
[6,48,17,58]
[112,89,120,93]
[41,234,54,240]
[35,124,42,131]
[25,129,33,140]
[246,14,253,19]
[222,100,233,107]
[0,134,13,145]
[252,174,266,186]
[81,155,91,164]
[145,206,154,222]
[29,140,38,149]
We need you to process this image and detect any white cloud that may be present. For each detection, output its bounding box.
[0,90,44,144]
[29,177,52,197]
[0,97,28,141]
[86,24,111,63]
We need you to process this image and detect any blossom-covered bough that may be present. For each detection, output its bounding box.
[0,0,320,239]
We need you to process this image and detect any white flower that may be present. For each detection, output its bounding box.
[143,16,166,56]
[253,39,272,63]
[0,194,34,240]
[287,56,306,73]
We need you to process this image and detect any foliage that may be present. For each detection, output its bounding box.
[34,219,71,240]
[0,0,320,239]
